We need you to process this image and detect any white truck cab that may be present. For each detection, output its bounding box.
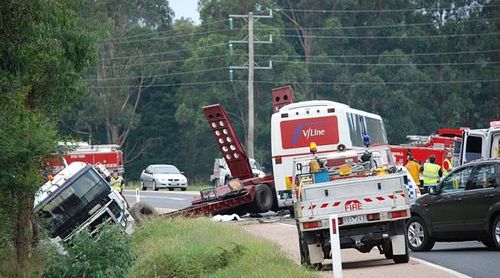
[460,121,500,165]
[34,162,134,242]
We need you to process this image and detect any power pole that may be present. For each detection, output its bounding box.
[228,10,272,158]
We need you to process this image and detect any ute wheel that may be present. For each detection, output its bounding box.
[141,180,146,191]
[181,188,187,191]
[392,236,410,264]
[407,216,435,252]
[153,181,159,191]
[383,240,393,260]
[130,202,157,224]
[489,215,500,251]
[252,184,273,213]
[299,232,322,270]
[168,188,174,191]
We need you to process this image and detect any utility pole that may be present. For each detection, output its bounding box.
[228,10,272,158]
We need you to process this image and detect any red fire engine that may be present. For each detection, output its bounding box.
[390,128,467,167]
[47,142,124,174]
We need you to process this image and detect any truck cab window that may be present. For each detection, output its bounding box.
[465,136,482,162]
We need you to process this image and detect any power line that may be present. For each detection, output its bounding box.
[87,78,500,88]
[272,60,500,66]
[243,79,500,85]
[103,28,231,45]
[89,80,228,88]
[255,49,500,59]
[275,32,500,39]
[256,17,499,31]
[94,54,237,69]
[108,43,226,60]
[86,67,228,81]
[88,49,498,71]
[104,19,229,41]
[274,4,500,13]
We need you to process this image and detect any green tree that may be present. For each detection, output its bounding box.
[0,0,96,270]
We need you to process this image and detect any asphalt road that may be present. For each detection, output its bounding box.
[410,241,500,278]
[123,189,196,209]
[123,190,498,277]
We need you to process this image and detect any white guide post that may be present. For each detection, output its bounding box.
[329,214,343,278]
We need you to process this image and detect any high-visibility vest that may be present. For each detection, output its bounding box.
[442,158,453,176]
[405,161,421,186]
[309,158,320,173]
[110,176,123,192]
[422,163,441,185]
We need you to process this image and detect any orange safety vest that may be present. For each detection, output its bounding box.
[405,160,421,185]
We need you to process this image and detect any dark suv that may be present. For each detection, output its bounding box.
[406,159,500,251]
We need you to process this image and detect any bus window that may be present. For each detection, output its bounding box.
[366,118,388,145]
[347,113,364,147]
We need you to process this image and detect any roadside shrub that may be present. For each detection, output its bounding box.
[44,224,135,278]
[129,217,316,278]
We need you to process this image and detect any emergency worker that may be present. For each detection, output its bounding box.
[420,155,442,186]
[308,142,321,173]
[404,156,420,187]
[442,151,453,176]
[110,170,124,193]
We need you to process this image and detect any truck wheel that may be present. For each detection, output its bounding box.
[298,232,322,269]
[141,180,146,190]
[393,251,409,264]
[406,216,435,251]
[181,188,187,191]
[130,202,157,224]
[252,184,273,213]
[153,181,159,191]
[489,215,500,250]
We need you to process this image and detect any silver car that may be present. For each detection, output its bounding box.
[140,164,187,191]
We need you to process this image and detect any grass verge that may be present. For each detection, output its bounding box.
[130,217,317,278]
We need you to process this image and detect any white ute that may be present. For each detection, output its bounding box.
[293,146,411,267]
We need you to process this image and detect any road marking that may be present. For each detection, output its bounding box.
[410,257,471,278]
[123,194,185,201]
[123,189,199,195]
[277,223,295,228]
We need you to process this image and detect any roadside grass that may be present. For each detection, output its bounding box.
[123,179,211,192]
[130,217,317,278]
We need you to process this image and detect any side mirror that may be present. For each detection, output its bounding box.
[429,185,438,195]
[181,171,185,174]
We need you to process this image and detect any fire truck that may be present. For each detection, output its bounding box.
[390,128,465,167]
[47,142,124,174]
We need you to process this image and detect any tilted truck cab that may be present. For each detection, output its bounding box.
[34,162,134,242]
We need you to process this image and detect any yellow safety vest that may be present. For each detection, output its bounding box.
[110,176,123,192]
[422,163,441,185]
[442,158,453,176]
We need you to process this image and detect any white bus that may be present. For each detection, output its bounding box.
[270,100,390,208]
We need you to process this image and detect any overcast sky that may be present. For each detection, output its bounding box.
[170,0,200,24]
